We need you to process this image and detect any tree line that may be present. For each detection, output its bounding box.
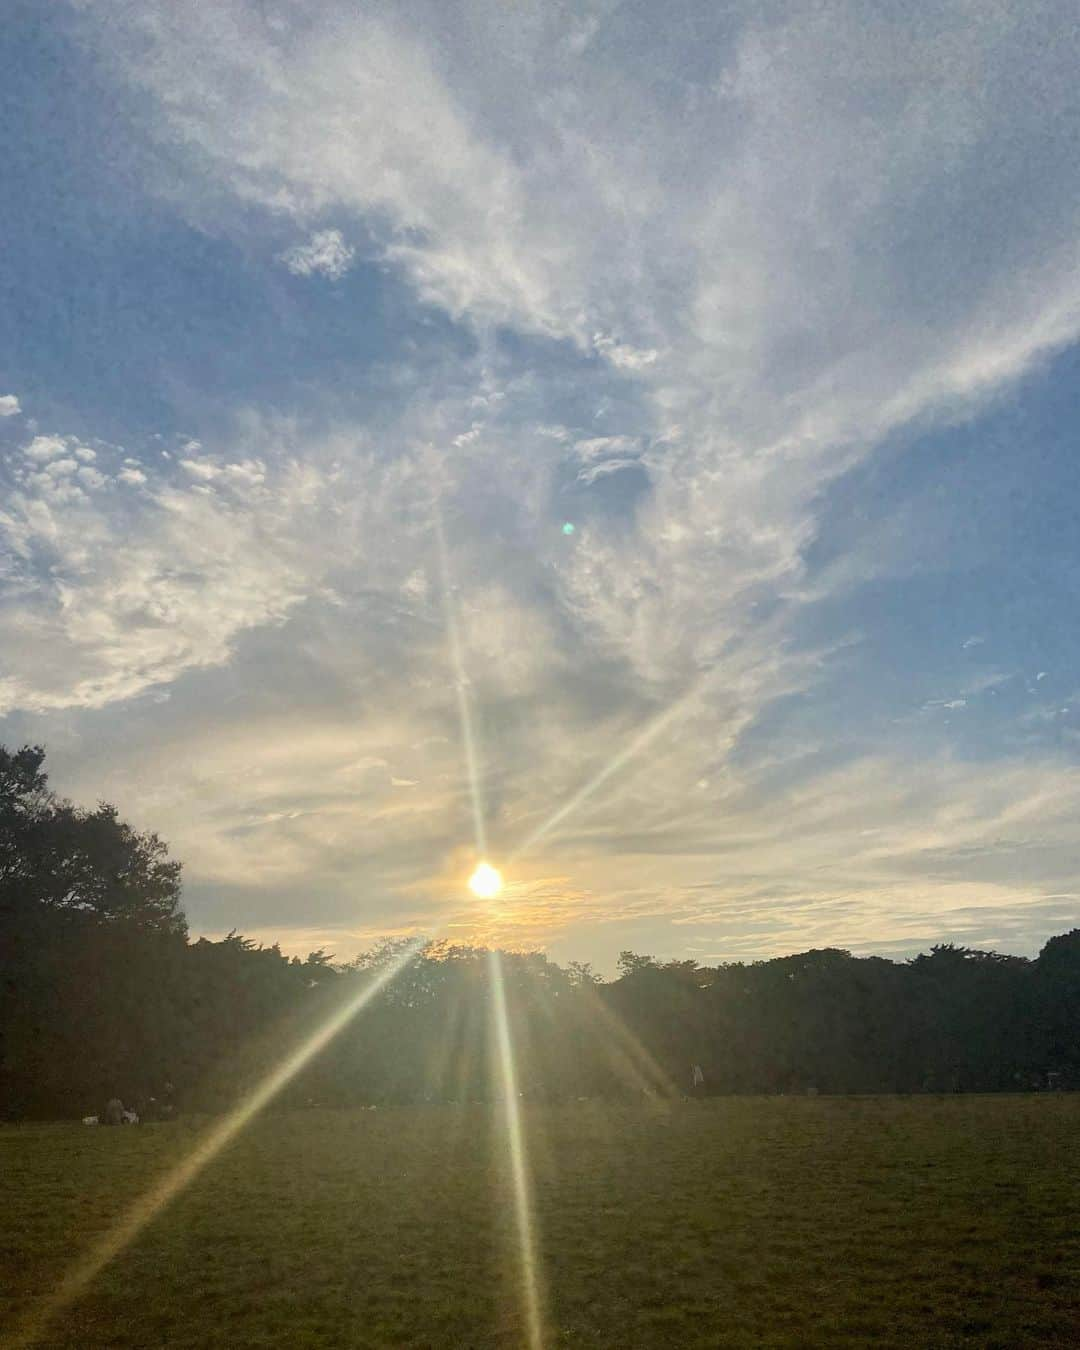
[2,745,1078,1120]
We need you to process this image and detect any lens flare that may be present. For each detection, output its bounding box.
[439,507,545,1344]
[489,950,546,1350]
[435,510,487,856]
[510,673,712,863]
[11,942,421,1350]
[468,861,503,899]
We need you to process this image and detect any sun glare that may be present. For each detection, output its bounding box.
[468,861,503,899]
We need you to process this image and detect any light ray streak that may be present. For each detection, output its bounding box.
[488,950,546,1350]
[436,507,546,1345]
[435,510,487,856]
[517,960,674,1100]
[510,674,712,863]
[9,942,422,1350]
[576,981,679,1099]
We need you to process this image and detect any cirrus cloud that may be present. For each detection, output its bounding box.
[7,0,1079,965]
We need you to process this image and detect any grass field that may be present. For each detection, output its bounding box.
[2,1096,1079,1348]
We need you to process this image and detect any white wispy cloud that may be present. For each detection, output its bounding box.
[14,0,1080,961]
[94,3,1080,408]
[571,434,644,485]
[84,7,1080,682]
[281,228,355,280]
[0,394,21,417]
[591,333,659,371]
[0,415,438,716]
[94,0,1079,694]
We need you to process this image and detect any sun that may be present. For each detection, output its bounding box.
[468,861,503,899]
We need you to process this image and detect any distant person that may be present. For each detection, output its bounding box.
[690,1064,705,1098]
[103,1097,124,1126]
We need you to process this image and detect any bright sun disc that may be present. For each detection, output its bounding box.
[469,862,503,899]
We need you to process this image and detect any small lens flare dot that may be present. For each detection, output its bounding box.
[562,522,575,536]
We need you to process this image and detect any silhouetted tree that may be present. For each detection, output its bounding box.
[3,743,1079,1118]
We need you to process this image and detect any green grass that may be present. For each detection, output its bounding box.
[2,1097,1079,1347]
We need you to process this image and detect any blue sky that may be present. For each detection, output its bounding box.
[2,0,1079,970]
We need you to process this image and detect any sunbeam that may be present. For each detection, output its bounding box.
[436,508,547,1347]
[9,942,423,1350]
[575,979,680,1100]
[510,674,713,863]
[488,950,546,1350]
[435,510,488,857]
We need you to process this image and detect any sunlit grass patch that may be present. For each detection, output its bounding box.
[2,1096,1079,1347]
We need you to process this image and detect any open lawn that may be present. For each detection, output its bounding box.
[2,1096,1079,1348]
